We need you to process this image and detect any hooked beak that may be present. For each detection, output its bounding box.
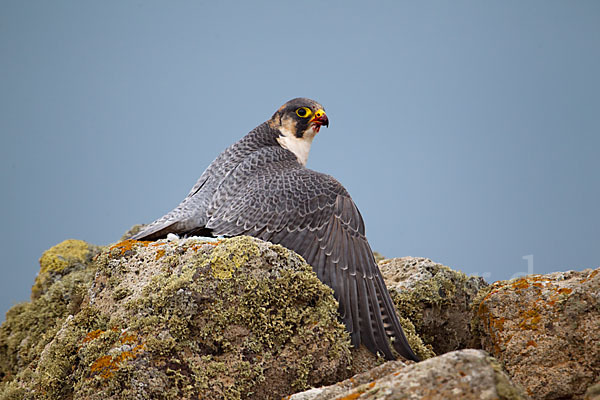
[310,109,329,128]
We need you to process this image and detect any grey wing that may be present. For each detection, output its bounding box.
[130,173,212,241]
[206,155,419,361]
[131,127,273,241]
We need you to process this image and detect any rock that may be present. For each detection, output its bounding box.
[586,382,600,400]
[119,225,145,241]
[0,236,353,400]
[0,241,99,388]
[287,349,528,400]
[32,239,101,300]
[472,268,600,400]
[4,236,596,399]
[380,257,488,355]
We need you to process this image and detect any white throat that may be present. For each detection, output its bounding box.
[276,125,317,166]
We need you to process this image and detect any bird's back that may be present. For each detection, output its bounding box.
[132,122,281,240]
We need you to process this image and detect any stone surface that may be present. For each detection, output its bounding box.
[381,257,488,355]
[586,382,600,400]
[472,268,600,400]
[3,237,597,399]
[287,349,528,400]
[0,236,354,399]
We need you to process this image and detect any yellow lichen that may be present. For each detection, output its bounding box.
[39,239,91,274]
[204,236,259,279]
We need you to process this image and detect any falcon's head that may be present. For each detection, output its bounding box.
[269,98,329,166]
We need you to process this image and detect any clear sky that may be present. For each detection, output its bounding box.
[1,1,599,321]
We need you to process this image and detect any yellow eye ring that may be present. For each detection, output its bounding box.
[296,107,312,118]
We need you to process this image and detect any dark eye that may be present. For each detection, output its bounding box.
[295,107,312,118]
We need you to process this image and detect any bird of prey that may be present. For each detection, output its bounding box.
[132,98,419,361]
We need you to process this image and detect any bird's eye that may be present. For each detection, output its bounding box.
[296,107,312,118]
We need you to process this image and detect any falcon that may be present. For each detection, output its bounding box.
[131,98,419,361]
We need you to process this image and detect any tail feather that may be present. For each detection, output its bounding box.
[375,274,420,361]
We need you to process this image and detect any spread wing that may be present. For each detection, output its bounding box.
[206,147,419,361]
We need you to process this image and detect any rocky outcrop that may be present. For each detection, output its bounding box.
[1,237,596,399]
[0,240,101,385]
[381,257,487,355]
[288,349,528,400]
[472,269,600,399]
[0,237,354,399]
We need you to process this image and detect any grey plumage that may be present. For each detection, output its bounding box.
[132,98,419,361]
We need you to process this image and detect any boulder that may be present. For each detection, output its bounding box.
[381,257,487,355]
[472,268,600,399]
[287,349,528,400]
[2,237,597,399]
[0,236,353,399]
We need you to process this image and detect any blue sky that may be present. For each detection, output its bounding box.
[1,1,599,320]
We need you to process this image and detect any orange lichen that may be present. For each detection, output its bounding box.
[367,381,376,388]
[512,279,530,290]
[155,249,166,260]
[545,286,573,307]
[90,343,145,379]
[82,329,104,344]
[484,315,507,354]
[90,355,115,379]
[120,332,137,345]
[580,269,599,283]
[526,340,537,347]
[185,240,222,253]
[339,393,361,400]
[85,329,145,379]
[109,239,150,256]
[519,309,541,330]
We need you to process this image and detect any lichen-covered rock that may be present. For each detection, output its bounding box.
[32,239,100,300]
[0,240,99,388]
[472,268,600,400]
[380,257,487,356]
[0,236,353,400]
[287,349,528,400]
